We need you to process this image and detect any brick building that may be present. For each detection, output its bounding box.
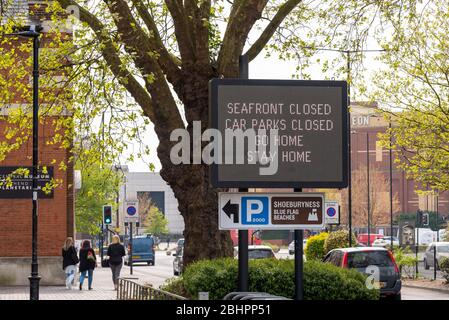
[347,102,449,234]
[255,102,449,244]
[0,1,74,285]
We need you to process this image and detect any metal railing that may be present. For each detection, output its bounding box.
[117,278,187,300]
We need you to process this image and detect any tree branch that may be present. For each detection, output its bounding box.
[130,0,182,81]
[165,0,195,62]
[55,0,156,120]
[217,0,268,77]
[245,0,302,61]
[102,0,183,127]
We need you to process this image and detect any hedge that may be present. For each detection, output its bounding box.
[161,258,379,300]
[304,232,329,261]
[324,230,357,254]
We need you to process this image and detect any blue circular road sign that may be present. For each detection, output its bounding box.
[327,207,336,217]
[127,206,137,216]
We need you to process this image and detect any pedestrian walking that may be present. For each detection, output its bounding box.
[79,240,96,290]
[166,237,170,250]
[107,235,126,290]
[62,237,79,289]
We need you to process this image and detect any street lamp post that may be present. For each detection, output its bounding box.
[301,47,385,246]
[29,25,42,302]
[389,121,394,250]
[367,132,371,246]
[5,24,44,300]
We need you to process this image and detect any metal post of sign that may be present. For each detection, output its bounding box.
[294,188,303,300]
[415,211,419,275]
[435,192,439,280]
[434,238,437,280]
[129,222,133,275]
[237,54,249,292]
[100,221,104,264]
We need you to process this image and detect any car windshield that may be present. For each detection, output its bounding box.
[437,246,449,253]
[248,249,274,259]
[178,239,185,246]
[347,251,394,268]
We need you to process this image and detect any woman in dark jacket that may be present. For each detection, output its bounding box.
[79,240,96,290]
[107,235,126,290]
[62,237,79,290]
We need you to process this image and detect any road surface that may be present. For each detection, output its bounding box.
[121,250,175,288]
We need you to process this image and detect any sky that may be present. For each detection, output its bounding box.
[118,4,385,173]
[122,49,383,173]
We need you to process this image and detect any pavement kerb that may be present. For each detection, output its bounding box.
[402,283,449,294]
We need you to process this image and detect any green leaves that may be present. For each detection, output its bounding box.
[373,2,449,192]
[144,205,169,236]
[304,232,328,261]
[174,258,379,300]
[324,230,358,254]
[75,164,122,235]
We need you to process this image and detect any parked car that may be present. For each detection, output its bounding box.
[234,245,276,259]
[124,235,156,266]
[174,238,184,255]
[423,242,449,270]
[357,233,384,246]
[229,230,262,246]
[173,246,184,276]
[288,239,308,255]
[323,247,401,300]
[372,236,399,247]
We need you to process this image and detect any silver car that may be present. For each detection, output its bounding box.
[288,239,308,255]
[423,242,449,270]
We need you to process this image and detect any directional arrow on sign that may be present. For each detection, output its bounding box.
[223,200,239,223]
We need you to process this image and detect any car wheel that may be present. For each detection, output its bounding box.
[174,270,179,276]
[424,259,429,270]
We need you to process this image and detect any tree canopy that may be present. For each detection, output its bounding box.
[374,1,449,193]
[0,0,428,265]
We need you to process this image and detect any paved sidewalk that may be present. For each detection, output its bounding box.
[403,278,449,294]
[0,265,161,300]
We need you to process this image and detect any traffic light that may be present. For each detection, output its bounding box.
[422,212,429,227]
[417,210,423,227]
[103,205,112,225]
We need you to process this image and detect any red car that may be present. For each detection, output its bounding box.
[357,233,384,246]
[323,247,401,300]
[229,229,262,246]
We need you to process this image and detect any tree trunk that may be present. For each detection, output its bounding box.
[155,67,235,266]
[160,163,234,266]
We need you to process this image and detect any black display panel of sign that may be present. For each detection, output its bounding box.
[0,166,54,198]
[209,79,348,188]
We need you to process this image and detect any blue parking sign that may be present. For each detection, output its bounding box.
[241,197,269,225]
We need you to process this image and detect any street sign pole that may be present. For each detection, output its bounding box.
[100,221,104,264]
[435,193,439,280]
[238,54,249,292]
[415,211,419,275]
[130,222,133,275]
[294,188,304,301]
